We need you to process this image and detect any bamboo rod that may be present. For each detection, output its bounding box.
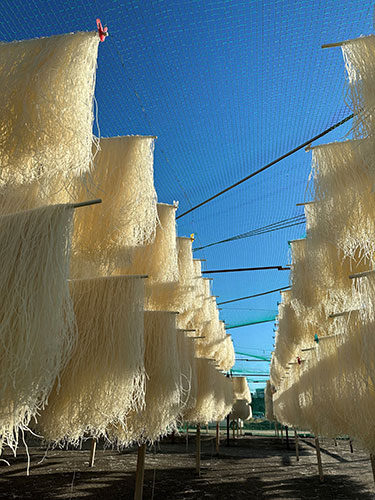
[329,310,358,318]
[134,444,146,500]
[321,41,348,49]
[196,424,201,476]
[349,269,375,280]
[301,347,316,352]
[89,437,97,467]
[296,201,315,206]
[315,437,324,483]
[71,198,102,209]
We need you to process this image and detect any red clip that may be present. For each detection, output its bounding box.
[96,18,108,42]
[297,356,301,365]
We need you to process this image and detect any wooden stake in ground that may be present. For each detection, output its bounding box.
[281,425,284,443]
[196,424,201,477]
[315,437,324,483]
[349,439,353,453]
[236,419,239,438]
[285,425,289,450]
[226,415,230,446]
[134,444,146,500]
[216,422,220,455]
[232,420,235,440]
[334,438,337,447]
[294,429,299,462]
[89,437,97,467]
[370,454,375,485]
[186,423,189,452]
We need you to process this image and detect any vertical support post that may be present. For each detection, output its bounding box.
[236,419,239,438]
[294,429,299,462]
[370,453,375,485]
[134,444,146,500]
[196,424,201,476]
[315,437,324,483]
[349,439,353,453]
[226,414,230,446]
[281,425,284,443]
[186,423,189,452]
[232,420,235,440]
[216,422,220,455]
[274,422,277,437]
[89,437,97,467]
[285,425,289,450]
[171,429,175,444]
[334,438,337,447]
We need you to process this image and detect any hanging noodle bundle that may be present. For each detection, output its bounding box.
[309,140,375,262]
[232,377,251,403]
[177,331,197,412]
[112,311,182,446]
[144,236,196,313]
[212,373,234,422]
[0,32,99,213]
[71,136,158,277]
[117,203,178,285]
[265,381,276,422]
[0,204,76,453]
[342,35,375,138]
[183,359,220,424]
[230,400,251,421]
[38,275,145,444]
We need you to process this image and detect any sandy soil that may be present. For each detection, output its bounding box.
[0,433,374,499]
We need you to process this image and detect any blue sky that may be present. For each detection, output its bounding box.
[2,0,373,390]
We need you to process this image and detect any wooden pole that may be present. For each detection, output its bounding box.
[370,454,375,485]
[315,437,324,483]
[134,444,146,500]
[334,438,337,447]
[294,429,299,462]
[226,414,230,446]
[186,423,189,452]
[281,425,284,443]
[196,424,201,476]
[89,437,97,467]
[285,425,290,450]
[349,439,354,453]
[236,419,239,438]
[232,420,235,440]
[216,422,220,455]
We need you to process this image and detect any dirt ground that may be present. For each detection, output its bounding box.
[0,433,374,499]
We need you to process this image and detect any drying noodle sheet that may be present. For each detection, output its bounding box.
[232,377,251,403]
[111,311,182,446]
[184,359,224,424]
[0,204,75,453]
[71,136,158,277]
[0,32,99,213]
[117,203,179,286]
[38,275,145,444]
